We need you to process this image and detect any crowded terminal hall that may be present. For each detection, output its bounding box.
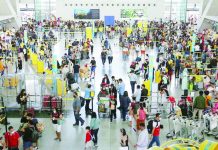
[0,0,218,150]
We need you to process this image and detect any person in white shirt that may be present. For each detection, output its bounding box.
[128,71,138,94]
[133,85,141,102]
[134,123,149,150]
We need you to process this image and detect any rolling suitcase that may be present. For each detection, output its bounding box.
[51,97,58,108]
[43,95,51,108]
[27,107,35,117]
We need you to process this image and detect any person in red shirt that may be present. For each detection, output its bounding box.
[5,126,20,150]
[85,126,92,150]
[148,113,162,148]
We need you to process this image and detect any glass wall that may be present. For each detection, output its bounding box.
[34,0,56,21]
[164,0,200,22]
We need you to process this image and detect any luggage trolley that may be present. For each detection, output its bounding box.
[98,97,110,118]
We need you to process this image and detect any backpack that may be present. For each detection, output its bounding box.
[147,120,158,134]
[16,95,21,104]
[138,109,146,120]
[30,127,40,142]
[80,97,85,107]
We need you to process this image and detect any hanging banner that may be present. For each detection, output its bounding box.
[105,16,115,26]
[86,27,92,40]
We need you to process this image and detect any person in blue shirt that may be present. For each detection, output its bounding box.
[175,56,181,78]
[84,84,92,115]
[117,79,125,109]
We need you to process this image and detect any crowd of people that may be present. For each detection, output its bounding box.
[0,18,217,150]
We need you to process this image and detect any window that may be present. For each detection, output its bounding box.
[148,4,150,6]
[132,4,135,6]
[112,4,114,6]
[138,4,140,6]
[117,4,119,6]
[65,4,67,6]
[107,4,109,6]
[70,4,72,6]
[122,4,124,6]
[127,4,130,6]
[75,4,78,6]
[101,4,103,6]
[96,4,98,6]
[80,4,83,6]
[143,4,145,6]
[154,4,156,6]
[86,4,88,6]
[91,4,93,6]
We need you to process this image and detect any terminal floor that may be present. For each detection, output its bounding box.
[0,37,215,149]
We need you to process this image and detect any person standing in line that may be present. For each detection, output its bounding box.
[108,49,113,65]
[101,50,107,66]
[128,71,137,94]
[134,123,149,150]
[90,57,96,78]
[140,85,148,102]
[143,59,149,80]
[5,126,20,150]
[193,91,206,120]
[73,92,85,126]
[148,113,162,148]
[84,84,92,115]
[90,112,100,146]
[120,91,131,121]
[17,89,29,115]
[73,62,80,83]
[133,85,141,102]
[137,103,147,130]
[175,56,181,78]
[23,46,28,62]
[117,79,125,108]
[90,39,94,55]
[17,57,22,72]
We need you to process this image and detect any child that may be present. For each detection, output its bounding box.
[57,113,64,141]
[85,126,93,150]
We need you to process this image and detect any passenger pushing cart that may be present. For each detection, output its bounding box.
[97,83,111,118]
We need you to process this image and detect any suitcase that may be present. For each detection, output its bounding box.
[51,97,58,108]
[184,90,188,96]
[27,107,35,117]
[197,82,204,90]
[43,95,51,108]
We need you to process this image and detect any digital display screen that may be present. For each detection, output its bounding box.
[74,9,100,19]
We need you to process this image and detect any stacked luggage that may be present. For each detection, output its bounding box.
[42,95,63,111]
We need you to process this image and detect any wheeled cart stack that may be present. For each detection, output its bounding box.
[98,97,110,118]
